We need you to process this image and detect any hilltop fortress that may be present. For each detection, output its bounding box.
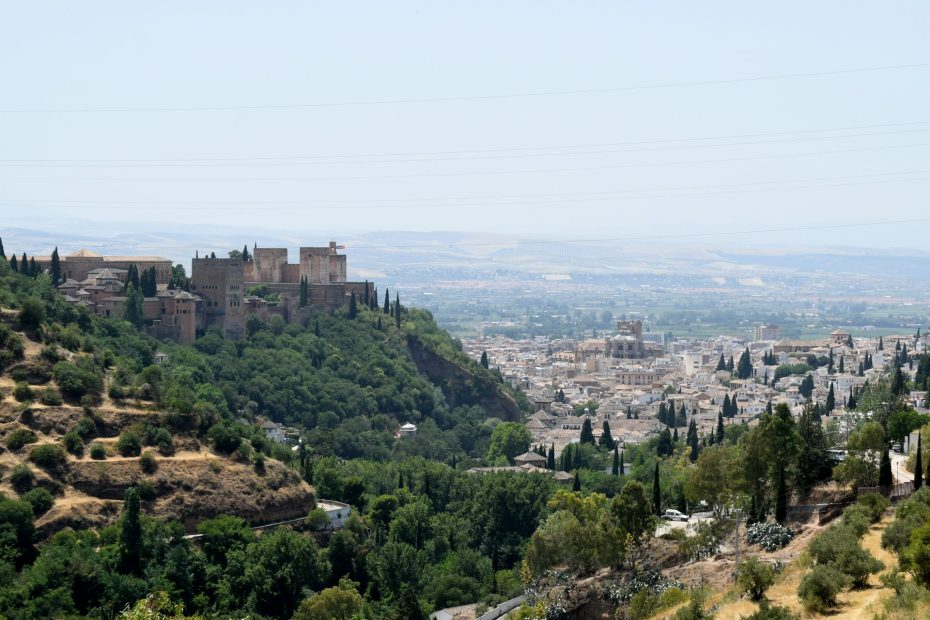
[45,242,372,343]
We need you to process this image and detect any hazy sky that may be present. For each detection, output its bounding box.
[2,2,930,248]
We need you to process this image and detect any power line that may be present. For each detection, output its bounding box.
[5,170,930,210]
[3,61,929,113]
[2,142,928,183]
[3,119,930,164]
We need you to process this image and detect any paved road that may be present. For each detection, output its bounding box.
[890,450,913,483]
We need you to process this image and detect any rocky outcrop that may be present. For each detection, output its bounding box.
[406,335,522,421]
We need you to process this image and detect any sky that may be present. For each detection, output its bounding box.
[2,2,930,250]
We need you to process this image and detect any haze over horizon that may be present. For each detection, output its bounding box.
[3,2,930,249]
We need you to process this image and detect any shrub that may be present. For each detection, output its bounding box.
[902,521,930,587]
[136,479,157,501]
[855,493,890,523]
[671,593,712,620]
[254,454,266,475]
[21,487,54,516]
[38,388,63,406]
[737,557,776,601]
[208,423,242,454]
[18,297,45,330]
[142,425,174,456]
[73,417,97,441]
[833,544,883,588]
[5,428,38,451]
[839,505,872,538]
[306,508,330,531]
[52,360,102,399]
[745,521,795,552]
[809,525,857,565]
[116,431,142,457]
[798,565,848,612]
[139,451,157,474]
[89,442,107,460]
[58,432,83,456]
[739,600,799,620]
[10,464,35,493]
[29,444,67,469]
[12,382,33,402]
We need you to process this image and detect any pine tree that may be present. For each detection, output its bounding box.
[119,487,143,574]
[580,418,595,445]
[653,462,662,515]
[600,420,615,450]
[9,254,17,272]
[384,288,390,314]
[915,433,923,491]
[612,446,619,475]
[50,246,60,285]
[480,351,489,369]
[825,383,836,412]
[716,412,724,444]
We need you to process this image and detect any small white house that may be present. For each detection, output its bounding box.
[317,500,351,529]
[398,423,418,438]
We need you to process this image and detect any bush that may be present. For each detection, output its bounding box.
[809,525,857,565]
[18,297,45,330]
[116,431,142,457]
[89,442,107,460]
[29,444,67,469]
[136,479,157,501]
[208,423,242,454]
[139,451,157,474]
[38,388,63,406]
[671,593,712,620]
[73,417,96,441]
[61,431,84,457]
[306,508,330,532]
[739,600,799,620]
[832,544,883,588]
[52,360,102,399]
[21,487,54,516]
[142,425,174,456]
[855,493,890,523]
[737,557,776,601]
[839,505,872,538]
[798,565,848,612]
[12,382,33,402]
[902,521,930,587]
[746,521,795,552]
[5,428,38,451]
[10,464,35,493]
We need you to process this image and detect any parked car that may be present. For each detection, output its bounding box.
[662,509,689,522]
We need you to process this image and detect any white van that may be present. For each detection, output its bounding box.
[662,509,689,522]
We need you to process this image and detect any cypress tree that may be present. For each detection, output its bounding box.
[348,292,357,319]
[395,292,401,327]
[716,353,726,371]
[29,257,37,277]
[626,407,632,420]
[579,418,595,445]
[480,351,489,369]
[672,426,678,443]
[879,448,893,487]
[123,283,144,329]
[774,466,788,524]
[600,420,615,450]
[547,444,555,470]
[50,246,60,285]
[675,406,687,428]
[915,433,923,491]
[0,236,4,258]
[825,383,836,412]
[722,393,731,419]
[838,356,844,374]
[619,450,624,475]
[119,487,143,574]
[573,444,581,470]
[384,288,390,314]
[716,412,724,444]
[242,244,249,261]
[667,400,676,427]
[653,462,661,515]
[658,402,667,426]
[878,336,884,351]
[21,253,27,273]
[727,355,734,372]
[612,446,619,475]
[9,254,17,272]
[363,280,369,305]
[572,473,581,492]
